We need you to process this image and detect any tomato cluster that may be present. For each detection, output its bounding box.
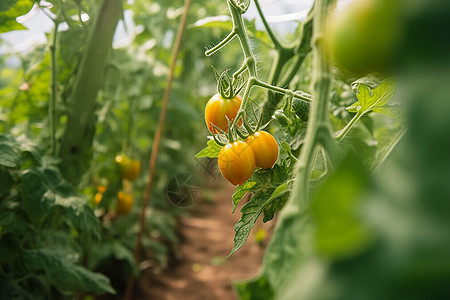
[205,94,279,186]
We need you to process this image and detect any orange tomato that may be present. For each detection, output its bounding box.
[94,192,103,205]
[117,191,133,215]
[245,131,278,169]
[97,185,107,194]
[205,94,242,134]
[218,141,255,186]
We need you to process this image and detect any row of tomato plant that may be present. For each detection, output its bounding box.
[1,0,234,297]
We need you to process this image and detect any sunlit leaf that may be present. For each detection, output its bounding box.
[229,183,289,257]
[195,138,222,158]
[347,79,397,117]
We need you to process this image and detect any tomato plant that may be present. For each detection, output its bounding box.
[245,131,279,169]
[218,141,255,186]
[205,93,242,133]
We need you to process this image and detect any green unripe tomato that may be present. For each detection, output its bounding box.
[328,0,403,76]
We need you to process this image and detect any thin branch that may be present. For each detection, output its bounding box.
[336,110,363,141]
[253,0,283,50]
[49,22,59,155]
[205,30,236,56]
[125,0,192,298]
[372,128,406,172]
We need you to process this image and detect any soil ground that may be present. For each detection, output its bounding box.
[136,178,272,300]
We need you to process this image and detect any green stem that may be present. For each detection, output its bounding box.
[254,79,312,102]
[205,30,236,56]
[229,1,257,77]
[254,0,283,50]
[291,0,336,210]
[59,0,122,184]
[336,110,363,141]
[261,10,314,124]
[372,128,406,172]
[232,62,247,81]
[49,22,59,156]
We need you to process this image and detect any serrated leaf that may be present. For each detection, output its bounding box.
[232,181,256,213]
[372,104,402,119]
[346,102,361,113]
[21,170,53,225]
[229,183,289,257]
[195,139,222,158]
[0,143,19,168]
[23,248,116,295]
[263,192,289,222]
[263,203,312,291]
[55,195,100,242]
[346,79,397,116]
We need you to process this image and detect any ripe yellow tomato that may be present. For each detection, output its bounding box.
[117,191,133,215]
[115,155,141,181]
[205,94,242,134]
[94,192,103,205]
[245,131,278,169]
[218,141,255,186]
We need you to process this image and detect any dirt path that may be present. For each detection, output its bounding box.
[137,179,271,300]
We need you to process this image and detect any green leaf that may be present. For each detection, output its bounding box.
[0,143,19,168]
[351,73,384,92]
[263,183,289,223]
[346,79,397,116]
[229,183,289,257]
[263,192,288,222]
[0,167,13,195]
[232,181,256,213]
[23,248,116,295]
[372,104,402,119]
[88,240,137,276]
[195,139,222,158]
[0,0,35,33]
[0,211,30,237]
[21,170,53,225]
[263,203,312,291]
[234,273,274,300]
[55,195,100,242]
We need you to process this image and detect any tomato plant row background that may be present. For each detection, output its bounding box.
[1,0,450,299]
